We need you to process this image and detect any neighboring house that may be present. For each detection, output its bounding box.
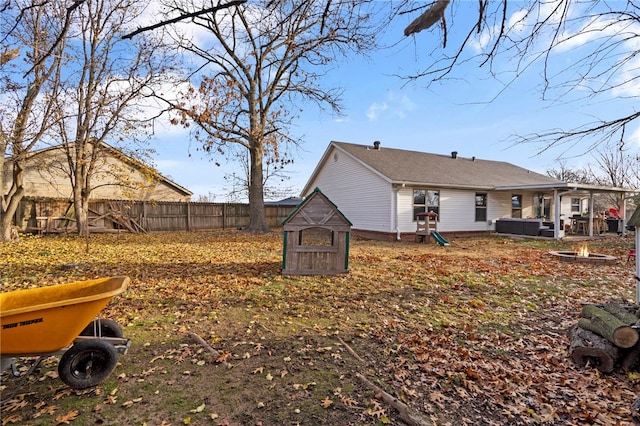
[3,142,192,202]
[301,141,633,240]
[265,196,303,207]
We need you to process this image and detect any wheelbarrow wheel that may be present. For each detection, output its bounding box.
[79,318,123,338]
[58,339,119,389]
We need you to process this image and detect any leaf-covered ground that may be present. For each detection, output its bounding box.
[1,231,638,425]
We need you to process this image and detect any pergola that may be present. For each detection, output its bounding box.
[496,182,638,240]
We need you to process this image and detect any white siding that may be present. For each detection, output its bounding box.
[397,189,511,234]
[489,192,513,223]
[306,148,393,232]
[439,189,494,232]
[396,188,415,232]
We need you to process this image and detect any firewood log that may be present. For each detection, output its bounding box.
[602,303,640,326]
[581,305,639,348]
[620,341,640,371]
[568,325,619,373]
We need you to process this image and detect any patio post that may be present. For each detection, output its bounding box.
[553,189,561,240]
[588,193,594,237]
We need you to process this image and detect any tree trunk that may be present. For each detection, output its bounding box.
[581,304,639,348]
[568,325,619,373]
[246,142,269,234]
[1,162,25,242]
[76,197,89,237]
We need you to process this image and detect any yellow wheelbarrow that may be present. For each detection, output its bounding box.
[1,276,131,390]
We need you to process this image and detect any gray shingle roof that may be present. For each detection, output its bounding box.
[332,141,562,189]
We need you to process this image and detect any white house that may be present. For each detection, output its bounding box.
[301,141,633,241]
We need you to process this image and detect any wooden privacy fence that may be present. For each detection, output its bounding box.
[15,198,296,233]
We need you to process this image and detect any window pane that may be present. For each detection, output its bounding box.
[475,193,487,207]
[413,189,425,205]
[427,190,439,206]
[571,197,580,212]
[511,195,522,208]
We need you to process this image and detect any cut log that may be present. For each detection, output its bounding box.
[603,303,640,325]
[581,305,639,348]
[620,341,640,371]
[568,325,619,373]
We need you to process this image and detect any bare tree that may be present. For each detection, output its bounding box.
[159,0,383,233]
[222,144,296,203]
[590,141,639,211]
[545,160,591,184]
[0,0,67,241]
[49,0,175,236]
[400,1,640,158]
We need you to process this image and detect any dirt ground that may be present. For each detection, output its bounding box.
[1,231,639,425]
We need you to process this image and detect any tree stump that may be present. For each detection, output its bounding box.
[568,325,619,373]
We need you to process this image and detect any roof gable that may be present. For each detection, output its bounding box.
[282,187,352,227]
[24,142,192,197]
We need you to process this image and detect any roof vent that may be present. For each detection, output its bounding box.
[373,141,381,150]
[451,151,458,159]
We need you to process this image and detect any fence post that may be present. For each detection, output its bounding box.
[222,203,226,230]
[142,201,147,231]
[186,202,191,231]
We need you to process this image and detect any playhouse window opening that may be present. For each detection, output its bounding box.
[298,227,334,247]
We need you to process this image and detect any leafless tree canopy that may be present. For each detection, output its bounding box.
[1,0,175,240]
[399,0,640,159]
[158,0,383,233]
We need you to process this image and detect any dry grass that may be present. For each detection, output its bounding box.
[1,231,638,425]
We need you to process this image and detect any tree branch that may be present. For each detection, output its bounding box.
[121,0,247,39]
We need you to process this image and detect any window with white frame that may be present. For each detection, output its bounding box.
[571,197,581,213]
[413,189,440,220]
[511,194,522,218]
[475,193,487,222]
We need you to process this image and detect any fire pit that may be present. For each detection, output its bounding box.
[549,244,617,265]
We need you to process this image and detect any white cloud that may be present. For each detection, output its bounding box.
[366,102,388,121]
[365,91,418,121]
[629,126,640,148]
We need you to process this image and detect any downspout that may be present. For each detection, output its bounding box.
[394,186,401,240]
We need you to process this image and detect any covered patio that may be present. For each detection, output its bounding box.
[495,182,637,240]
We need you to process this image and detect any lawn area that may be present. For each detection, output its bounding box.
[1,230,638,425]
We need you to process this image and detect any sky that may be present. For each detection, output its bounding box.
[147,1,640,202]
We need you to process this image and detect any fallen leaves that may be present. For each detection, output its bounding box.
[54,410,79,424]
[0,232,637,425]
[320,396,333,408]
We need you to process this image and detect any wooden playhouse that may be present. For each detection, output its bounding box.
[281,188,352,275]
